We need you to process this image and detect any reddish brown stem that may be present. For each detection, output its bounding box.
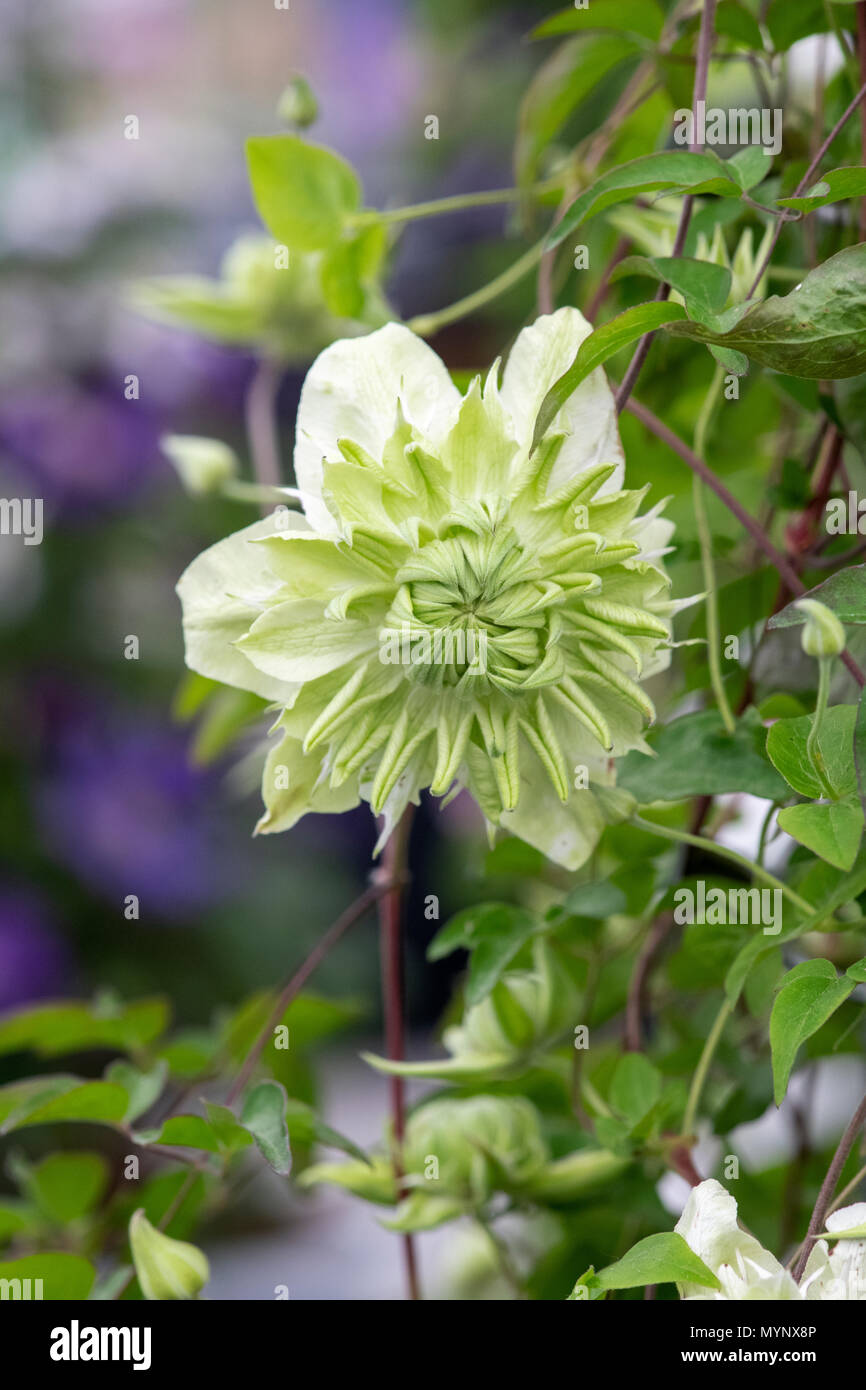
[376,806,420,1301]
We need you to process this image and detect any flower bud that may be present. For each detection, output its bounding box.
[794,598,846,659]
[277,76,319,129]
[129,1209,209,1301]
[162,434,238,496]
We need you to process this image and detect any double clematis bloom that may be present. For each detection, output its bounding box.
[677,1179,866,1300]
[178,309,682,867]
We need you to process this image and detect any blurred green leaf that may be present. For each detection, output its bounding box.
[246,135,361,251]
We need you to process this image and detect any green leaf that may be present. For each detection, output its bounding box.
[770,964,856,1104]
[778,168,866,214]
[531,0,665,43]
[427,902,539,1006]
[146,1115,221,1154]
[283,1099,371,1165]
[532,302,687,446]
[558,881,628,920]
[766,706,857,800]
[777,800,864,871]
[319,222,387,318]
[203,1104,255,1156]
[1,1080,129,1133]
[595,1232,720,1291]
[240,1080,292,1175]
[855,685,866,824]
[0,997,168,1059]
[611,255,733,319]
[26,1152,109,1224]
[618,709,788,803]
[846,956,866,982]
[0,1253,95,1300]
[609,1054,662,1127]
[662,245,866,379]
[769,566,866,628]
[767,0,832,49]
[246,135,361,251]
[105,1060,168,1124]
[548,151,745,251]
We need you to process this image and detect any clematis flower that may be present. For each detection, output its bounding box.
[177,310,683,867]
[676,1179,866,1300]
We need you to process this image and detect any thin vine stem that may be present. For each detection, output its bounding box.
[692,362,736,734]
[630,813,814,917]
[350,177,562,228]
[407,235,547,338]
[682,997,734,1136]
[805,655,835,798]
[792,1086,866,1280]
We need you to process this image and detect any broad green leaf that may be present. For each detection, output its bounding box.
[0,1253,95,1300]
[428,902,539,1005]
[609,1054,662,1127]
[531,0,665,42]
[240,1080,292,1175]
[2,1080,128,1133]
[856,684,866,823]
[319,222,387,318]
[767,0,832,48]
[847,956,866,982]
[204,1104,255,1156]
[105,1060,168,1124]
[558,881,627,920]
[611,255,733,318]
[595,1232,720,1291]
[532,302,687,446]
[770,965,856,1103]
[618,709,788,803]
[142,1115,221,1154]
[778,168,866,214]
[26,1152,109,1224]
[246,135,361,251]
[777,800,864,871]
[663,245,866,379]
[766,706,857,800]
[548,152,746,251]
[769,566,866,628]
[0,997,168,1059]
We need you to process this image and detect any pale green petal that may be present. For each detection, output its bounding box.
[500,307,623,493]
[256,733,359,834]
[294,322,461,533]
[498,762,606,870]
[236,598,379,683]
[176,513,310,703]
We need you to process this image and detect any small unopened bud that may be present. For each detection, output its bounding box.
[795,598,845,658]
[129,1209,209,1300]
[277,76,318,129]
[162,434,238,496]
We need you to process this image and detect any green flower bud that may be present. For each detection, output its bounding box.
[401,1095,548,1211]
[277,76,319,129]
[162,434,238,496]
[129,1209,209,1301]
[795,598,846,659]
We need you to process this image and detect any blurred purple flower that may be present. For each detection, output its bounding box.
[0,377,164,514]
[0,888,73,1011]
[37,705,233,920]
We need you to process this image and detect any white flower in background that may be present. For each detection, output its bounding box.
[177,310,684,868]
[676,1179,866,1300]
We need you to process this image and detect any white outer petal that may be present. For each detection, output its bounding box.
[500,306,624,493]
[674,1179,796,1299]
[176,512,310,704]
[293,322,461,534]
